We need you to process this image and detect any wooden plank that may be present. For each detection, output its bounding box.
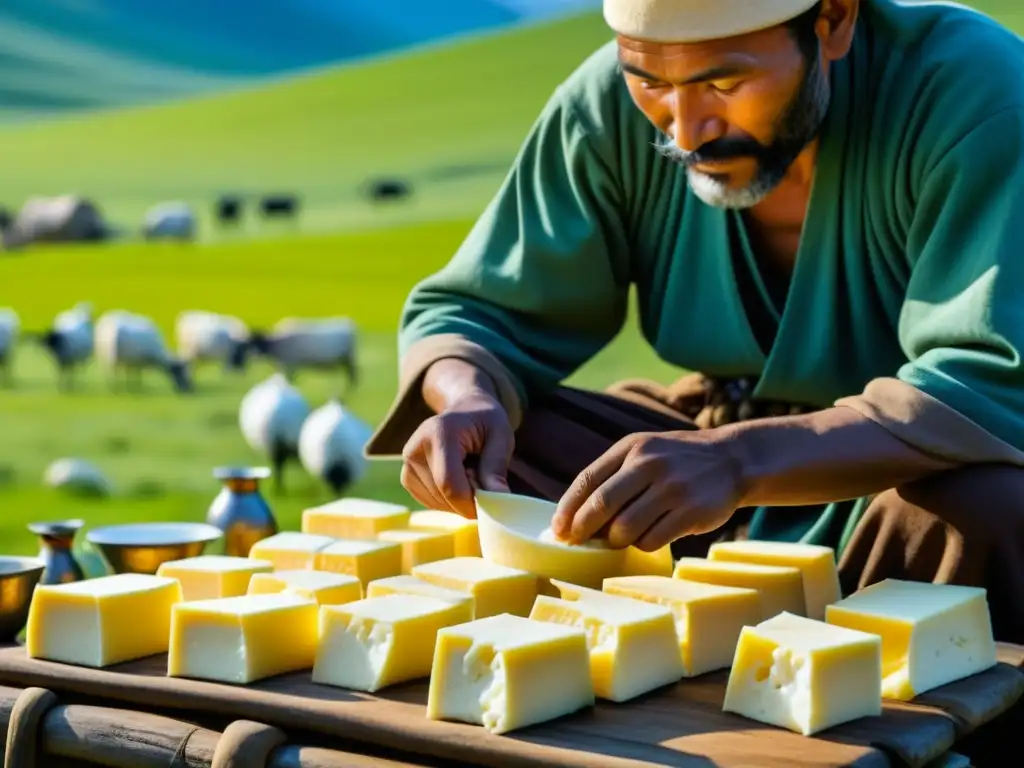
[0,645,992,768]
[997,642,1024,669]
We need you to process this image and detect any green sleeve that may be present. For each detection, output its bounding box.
[896,106,1024,450]
[398,80,632,405]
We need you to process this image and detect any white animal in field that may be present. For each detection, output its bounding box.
[239,373,311,494]
[248,316,357,392]
[175,310,251,372]
[43,458,112,497]
[37,301,94,390]
[0,307,19,386]
[143,201,197,241]
[94,310,193,393]
[298,398,372,496]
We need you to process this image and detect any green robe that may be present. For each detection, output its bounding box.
[396,0,1024,554]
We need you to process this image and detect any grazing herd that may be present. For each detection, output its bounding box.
[0,303,360,393]
[2,302,371,500]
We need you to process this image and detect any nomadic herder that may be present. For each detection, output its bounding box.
[366,0,1024,653]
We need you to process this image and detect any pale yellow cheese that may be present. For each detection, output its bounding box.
[723,612,882,736]
[247,569,363,606]
[377,528,455,573]
[411,557,537,618]
[248,532,334,571]
[156,555,274,601]
[168,592,318,684]
[313,594,470,692]
[672,557,805,619]
[366,575,475,617]
[529,587,683,702]
[622,545,675,578]
[26,574,182,668]
[408,509,482,557]
[603,575,760,676]
[825,579,998,700]
[427,613,594,734]
[302,498,410,539]
[314,540,402,588]
[708,541,841,620]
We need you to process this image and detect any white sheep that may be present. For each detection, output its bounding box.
[94,310,193,393]
[298,398,372,497]
[239,373,311,494]
[0,307,19,387]
[44,458,112,497]
[143,201,197,242]
[36,301,94,390]
[175,310,251,372]
[248,316,357,393]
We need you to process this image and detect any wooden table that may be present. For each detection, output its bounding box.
[0,643,1020,768]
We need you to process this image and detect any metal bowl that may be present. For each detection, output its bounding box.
[0,556,46,641]
[86,522,223,575]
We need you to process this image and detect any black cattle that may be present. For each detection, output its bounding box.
[259,195,300,219]
[367,179,411,203]
[215,195,243,225]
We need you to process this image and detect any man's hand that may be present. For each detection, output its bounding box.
[401,390,515,519]
[550,431,746,552]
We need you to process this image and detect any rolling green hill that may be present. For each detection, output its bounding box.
[0,11,614,236]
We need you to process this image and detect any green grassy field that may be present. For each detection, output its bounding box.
[0,0,1019,569]
[0,220,678,562]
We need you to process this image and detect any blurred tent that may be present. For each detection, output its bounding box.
[2,195,110,250]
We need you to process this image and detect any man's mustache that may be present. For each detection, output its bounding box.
[654,134,764,167]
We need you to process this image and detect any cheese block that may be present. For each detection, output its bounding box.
[366,575,475,617]
[603,575,760,676]
[723,612,882,736]
[411,557,537,618]
[708,541,841,620]
[474,489,677,589]
[247,569,363,606]
[313,594,470,692]
[26,574,182,668]
[530,587,683,701]
[168,592,318,684]
[302,498,410,539]
[825,579,998,700]
[408,509,482,557]
[673,557,805,619]
[377,529,455,573]
[314,540,402,588]
[156,555,274,601]
[427,613,594,734]
[248,532,334,571]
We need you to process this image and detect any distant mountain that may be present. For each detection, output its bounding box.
[0,0,601,121]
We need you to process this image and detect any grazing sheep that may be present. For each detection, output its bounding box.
[259,195,299,220]
[3,195,108,249]
[44,458,112,497]
[175,310,251,372]
[143,201,197,241]
[248,316,358,391]
[0,307,19,386]
[215,195,243,226]
[36,301,94,390]
[367,179,411,203]
[239,373,311,494]
[298,398,372,497]
[94,310,193,393]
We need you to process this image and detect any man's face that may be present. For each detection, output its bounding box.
[618,23,830,209]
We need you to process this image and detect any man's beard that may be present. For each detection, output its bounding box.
[653,52,830,209]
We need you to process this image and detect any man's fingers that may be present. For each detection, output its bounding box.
[564,467,651,545]
[424,431,475,518]
[604,485,671,549]
[476,425,514,492]
[400,460,451,513]
[633,509,682,553]
[552,441,632,540]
